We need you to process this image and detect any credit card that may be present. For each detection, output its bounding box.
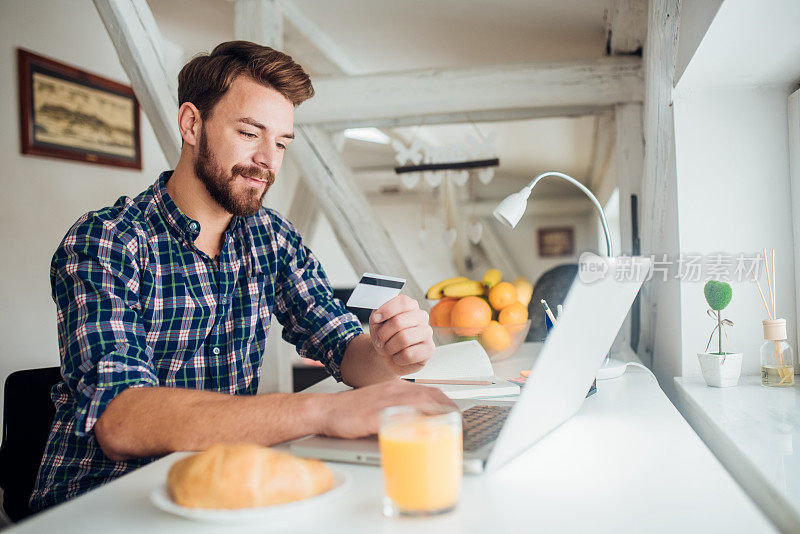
[345,273,406,310]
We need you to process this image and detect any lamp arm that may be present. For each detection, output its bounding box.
[525,171,614,257]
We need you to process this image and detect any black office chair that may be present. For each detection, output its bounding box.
[526,264,578,342]
[290,288,369,393]
[0,367,62,522]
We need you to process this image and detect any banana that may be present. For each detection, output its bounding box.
[442,280,485,298]
[482,268,502,289]
[426,276,469,299]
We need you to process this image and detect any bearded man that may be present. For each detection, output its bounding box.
[30,41,450,512]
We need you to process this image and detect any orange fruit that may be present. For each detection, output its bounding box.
[450,296,492,336]
[488,282,518,311]
[498,301,529,325]
[429,298,458,327]
[480,321,511,354]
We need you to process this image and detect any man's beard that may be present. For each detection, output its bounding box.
[193,128,275,217]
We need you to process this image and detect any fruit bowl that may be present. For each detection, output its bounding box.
[431,320,531,362]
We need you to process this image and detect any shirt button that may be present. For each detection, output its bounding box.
[220,296,227,305]
[212,347,221,355]
[189,222,198,231]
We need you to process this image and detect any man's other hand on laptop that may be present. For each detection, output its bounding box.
[320,379,456,439]
[369,295,435,376]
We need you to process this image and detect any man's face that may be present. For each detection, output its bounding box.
[193,76,295,217]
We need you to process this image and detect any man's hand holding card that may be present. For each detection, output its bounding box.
[369,295,434,376]
[346,273,435,376]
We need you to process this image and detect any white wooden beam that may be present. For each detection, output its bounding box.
[288,125,426,303]
[296,57,643,129]
[93,0,181,165]
[276,0,364,74]
[639,0,681,370]
[588,113,616,197]
[605,0,646,357]
[234,0,283,49]
[608,103,644,357]
[286,178,319,237]
[615,103,644,255]
[608,0,648,55]
[319,105,613,132]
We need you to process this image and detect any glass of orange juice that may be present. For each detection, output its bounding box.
[378,405,462,517]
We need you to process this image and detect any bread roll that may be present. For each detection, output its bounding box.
[167,443,335,509]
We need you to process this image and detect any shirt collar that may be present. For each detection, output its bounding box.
[153,171,199,243]
[154,170,243,243]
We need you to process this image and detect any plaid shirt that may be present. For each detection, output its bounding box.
[30,171,362,511]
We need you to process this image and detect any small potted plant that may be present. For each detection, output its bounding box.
[697,281,742,387]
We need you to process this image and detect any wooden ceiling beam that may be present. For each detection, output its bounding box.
[276,0,364,74]
[296,57,643,129]
[94,0,181,165]
[234,0,283,49]
[607,0,648,55]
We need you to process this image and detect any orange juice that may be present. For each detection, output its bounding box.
[378,408,462,515]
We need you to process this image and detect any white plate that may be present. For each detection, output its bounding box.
[150,467,350,524]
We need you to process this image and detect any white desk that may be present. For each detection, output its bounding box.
[9,344,775,533]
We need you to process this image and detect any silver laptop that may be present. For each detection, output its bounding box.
[291,257,650,473]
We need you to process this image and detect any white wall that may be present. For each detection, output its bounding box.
[307,213,359,288]
[790,90,800,365]
[0,0,171,414]
[673,85,798,376]
[493,211,597,284]
[667,0,800,379]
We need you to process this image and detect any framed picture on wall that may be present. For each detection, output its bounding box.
[537,227,575,257]
[17,48,142,169]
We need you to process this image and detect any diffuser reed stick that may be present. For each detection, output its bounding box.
[763,248,774,319]
[753,277,772,318]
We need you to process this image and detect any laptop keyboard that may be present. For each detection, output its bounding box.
[462,405,511,452]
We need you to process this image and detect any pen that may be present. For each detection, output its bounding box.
[540,299,557,324]
[403,379,494,385]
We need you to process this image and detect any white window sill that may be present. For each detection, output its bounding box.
[674,375,800,533]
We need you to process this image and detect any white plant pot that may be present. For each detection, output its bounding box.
[697,352,743,387]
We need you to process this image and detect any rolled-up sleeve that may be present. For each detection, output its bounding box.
[51,214,158,437]
[270,214,363,381]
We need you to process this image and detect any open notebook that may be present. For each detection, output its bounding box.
[402,340,520,399]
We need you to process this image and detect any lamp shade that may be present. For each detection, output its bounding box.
[493,191,529,228]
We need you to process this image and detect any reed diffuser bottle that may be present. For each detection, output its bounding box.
[753,248,794,387]
[760,318,794,387]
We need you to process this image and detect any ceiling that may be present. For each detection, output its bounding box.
[290,0,609,74]
[147,0,614,200]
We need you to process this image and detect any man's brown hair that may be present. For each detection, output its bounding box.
[178,40,314,120]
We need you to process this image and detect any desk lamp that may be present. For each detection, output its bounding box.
[493,171,627,380]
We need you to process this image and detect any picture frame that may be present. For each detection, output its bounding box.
[537,227,575,257]
[17,48,142,169]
